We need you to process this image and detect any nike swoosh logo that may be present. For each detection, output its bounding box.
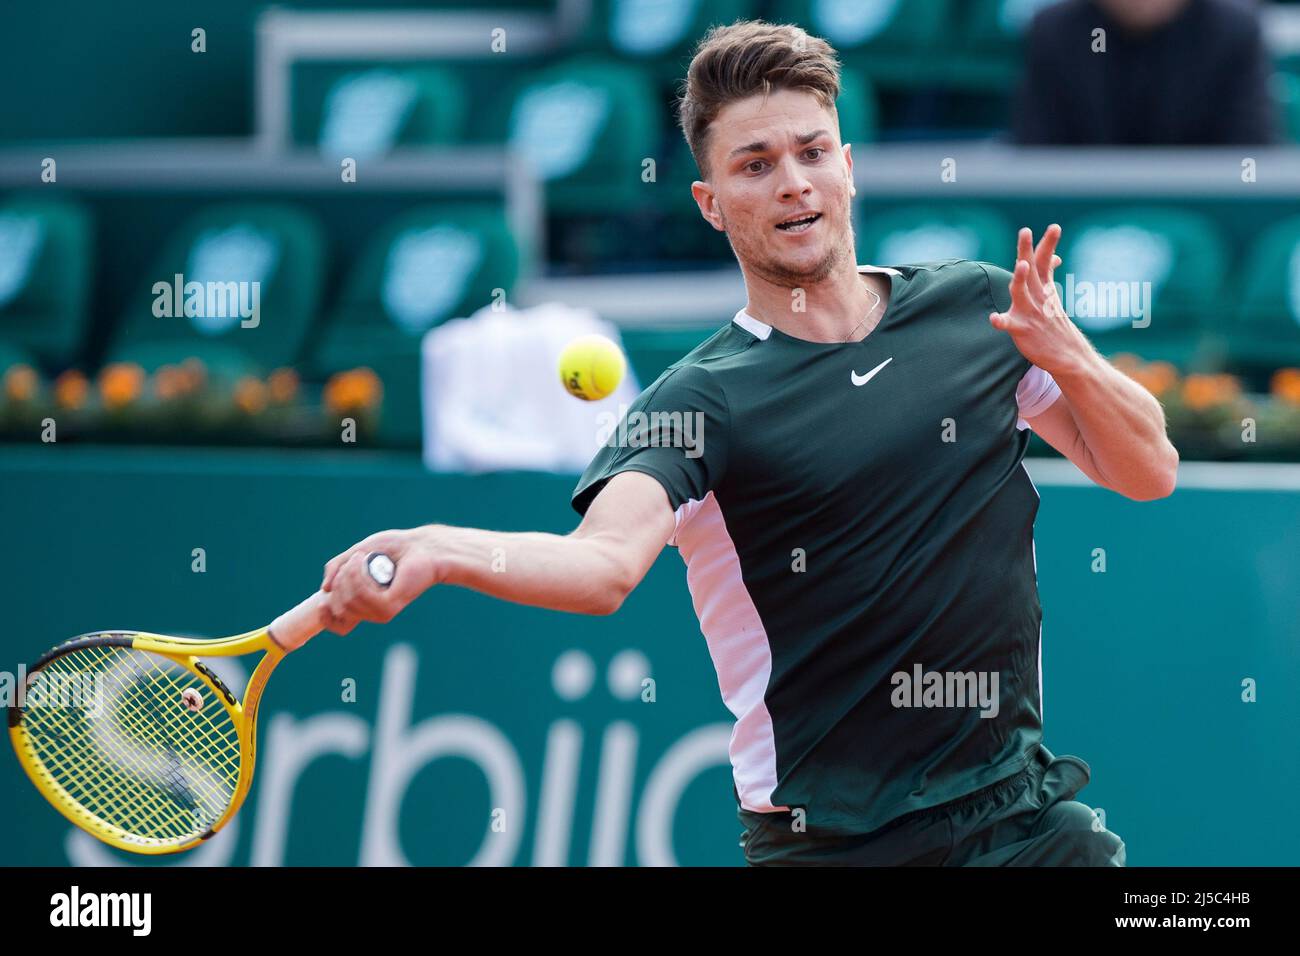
[850,357,893,387]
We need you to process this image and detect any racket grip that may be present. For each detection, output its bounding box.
[269,552,397,652]
[268,591,329,652]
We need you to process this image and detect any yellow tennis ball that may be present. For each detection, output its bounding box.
[558,334,626,401]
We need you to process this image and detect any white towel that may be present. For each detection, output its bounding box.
[421,301,641,473]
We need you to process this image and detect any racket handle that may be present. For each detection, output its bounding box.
[269,552,397,652]
[268,590,329,652]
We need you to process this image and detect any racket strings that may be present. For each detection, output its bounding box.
[66,645,239,822]
[18,643,243,844]
[26,653,232,840]
[29,647,237,839]
[72,649,235,824]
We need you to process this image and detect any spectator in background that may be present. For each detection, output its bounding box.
[1013,0,1279,145]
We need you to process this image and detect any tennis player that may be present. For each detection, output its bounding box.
[321,20,1178,866]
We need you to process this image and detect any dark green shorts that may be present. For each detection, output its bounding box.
[738,743,1126,866]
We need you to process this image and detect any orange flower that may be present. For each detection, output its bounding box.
[1212,373,1241,400]
[324,367,383,414]
[323,372,355,414]
[1109,353,1143,374]
[268,367,299,404]
[4,364,39,403]
[1181,373,1240,412]
[54,369,88,409]
[99,362,145,410]
[352,367,382,408]
[234,376,268,415]
[1129,360,1180,397]
[153,364,187,401]
[1271,368,1300,407]
[180,357,207,394]
[323,374,342,412]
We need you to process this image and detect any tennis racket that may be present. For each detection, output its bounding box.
[7,551,396,855]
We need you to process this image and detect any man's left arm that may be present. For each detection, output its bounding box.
[991,225,1179,501]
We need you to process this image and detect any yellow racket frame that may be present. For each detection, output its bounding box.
[10,552,394,855]
[9,627,284,855]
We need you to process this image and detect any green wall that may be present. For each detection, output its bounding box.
[1,447,1296,865]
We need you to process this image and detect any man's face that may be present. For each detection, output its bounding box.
[693,87,856,288]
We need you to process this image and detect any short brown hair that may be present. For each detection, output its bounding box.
[676,20,842,181]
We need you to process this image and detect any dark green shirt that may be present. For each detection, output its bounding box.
[572,261,1062,836]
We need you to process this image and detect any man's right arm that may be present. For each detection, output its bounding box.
[320,470,677,632]
[323,361,729,632]
[428,470,675,615]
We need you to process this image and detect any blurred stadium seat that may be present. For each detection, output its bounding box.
[495,56,661,213]
[1276,69,1300,142]
[855,202,1013,266]
[772,0,953,87]
[1053,207,1226,368]
[1225,213,1300,383]
[837,64,881,145]
[577,0,758,84]
[307,203,521,445]
[953,0,1056,90]
[0,196,93,372]
[315,67,469,158]
[107,202,325,378]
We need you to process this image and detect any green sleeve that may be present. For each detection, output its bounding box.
[571,363,730,517]
[977,260,1015,315]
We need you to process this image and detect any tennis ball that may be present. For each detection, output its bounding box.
[558,334,626,401]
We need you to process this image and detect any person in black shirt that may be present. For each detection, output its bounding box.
[1013,0,1279,145]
